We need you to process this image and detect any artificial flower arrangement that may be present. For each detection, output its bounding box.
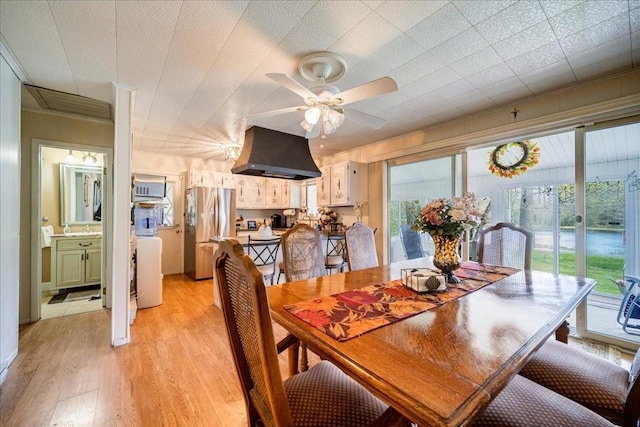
[412,192,481,237]
[488,140,540,179]
[318,207,338,229]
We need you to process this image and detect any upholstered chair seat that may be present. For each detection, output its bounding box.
[284,360,389,426]
[519,339,639,426]
[472,374,614,426]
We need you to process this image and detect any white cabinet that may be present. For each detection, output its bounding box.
[317,166,331,206]
[250,177,266,208]
[266,178,282,208]
[51,236,102,289]
[213,172,235,189]
[317,161,365,206]
[186,169,213,188]
[281,180,301,208]
[235,175,251,208]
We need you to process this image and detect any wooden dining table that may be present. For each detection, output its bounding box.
[266,257,596,427]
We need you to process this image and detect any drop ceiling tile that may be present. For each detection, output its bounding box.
[278,22,340,58]
[406,3,471,50]
[365,34,424,72]
[539,0,585,18]
[297,1,372,40]
[388,51,446,87]
[507,41,566,75]
[363,1,385,10]
[465,62,515,88]
[519,59,577,95]
[0,1,76,94]
[475,1,547,45]
[48,1,118,102]
[116,1,182,150]
[278,0,315,17]
[449,47,503,78]
[429,28,489,65]
[550,0,629,38]
[374,0,448,32]
[486,83,534,106]
[404,65,461,95]
[339,11,402,57]
[559,12,630,57]
[140,1,248,143]
[424,79,476,104]
[452,0,515,25]
[478,75,531,101]
[492,21,557,61]
[448,90,497,113]
[631,6,640,33]
[568,36,633,81]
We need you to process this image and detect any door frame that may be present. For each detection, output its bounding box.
[30,139,113,321]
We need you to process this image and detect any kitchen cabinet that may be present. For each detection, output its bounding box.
[186,169,213,188]
[50,235,102,289]
[213,172,235,189]
[235,175,250,208]
[250,177,266,208]
[317,166,331,205]
[281,180,300,208]
[266,178,282,208]
[317,161,365,206]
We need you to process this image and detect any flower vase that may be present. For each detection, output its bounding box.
[430,233,461,283]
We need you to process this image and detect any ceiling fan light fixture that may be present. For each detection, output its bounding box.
[224,144,242,162]
[322,108,345,135]
[300,119,316,133]
[304,106,321,124]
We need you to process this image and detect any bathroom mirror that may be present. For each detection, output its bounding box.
[59,163,102,225]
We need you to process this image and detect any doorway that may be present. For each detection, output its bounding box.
[32,141,112,321]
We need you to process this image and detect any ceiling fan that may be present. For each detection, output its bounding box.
[248,52,398,139]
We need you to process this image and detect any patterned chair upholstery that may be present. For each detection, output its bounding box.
[281,223,326,282]
[345,222,378,271]
[214,239,408,427]
[519,339,640,427]
[477,222,533,269]
[473,374,614,426]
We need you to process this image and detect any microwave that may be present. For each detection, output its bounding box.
[132,174,166,200]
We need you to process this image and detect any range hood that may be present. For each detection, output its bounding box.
[231,126,321,180]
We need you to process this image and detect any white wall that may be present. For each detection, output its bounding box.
[0,53,21,383]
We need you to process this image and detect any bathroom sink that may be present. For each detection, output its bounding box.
[62,232,102,237]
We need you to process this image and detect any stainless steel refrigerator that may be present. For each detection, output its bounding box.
[184,186,236,280]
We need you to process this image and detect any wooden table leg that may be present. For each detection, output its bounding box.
[555,320,570,343]
[287,342,300,376]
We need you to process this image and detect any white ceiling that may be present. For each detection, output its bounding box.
[2,1,639,161]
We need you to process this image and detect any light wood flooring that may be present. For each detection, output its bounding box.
[0,274,302,426]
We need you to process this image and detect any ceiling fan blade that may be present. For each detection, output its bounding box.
[266,73,317,102]
[247,106,304,121]
[345,108,387,129]
[335,77,398,106]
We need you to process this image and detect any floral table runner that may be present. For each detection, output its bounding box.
[283,262,519,341]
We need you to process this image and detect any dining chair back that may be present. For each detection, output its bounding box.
[247,235,281,285]
[214,239,405,427]
[476,222,533,269]
[281,223,326,282]
[399,224,425,260]
[617,275,640,335]
[345,222,378,271]
[519,339,639,427]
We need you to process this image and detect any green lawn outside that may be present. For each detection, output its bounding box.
[531,251,624,294]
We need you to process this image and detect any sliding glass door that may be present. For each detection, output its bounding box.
[579,120,640,346]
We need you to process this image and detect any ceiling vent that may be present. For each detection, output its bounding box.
[24,84,112,121]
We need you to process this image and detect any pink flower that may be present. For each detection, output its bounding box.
[449,208,466,222]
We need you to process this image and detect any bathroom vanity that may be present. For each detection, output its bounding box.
[50,234,102,290]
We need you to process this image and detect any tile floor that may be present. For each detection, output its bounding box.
[41,293,104,319]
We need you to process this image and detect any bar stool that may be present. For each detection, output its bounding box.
[247,235,280,285]
[325,223,346,274]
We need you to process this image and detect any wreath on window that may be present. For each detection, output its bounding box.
[488,140,540,178]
